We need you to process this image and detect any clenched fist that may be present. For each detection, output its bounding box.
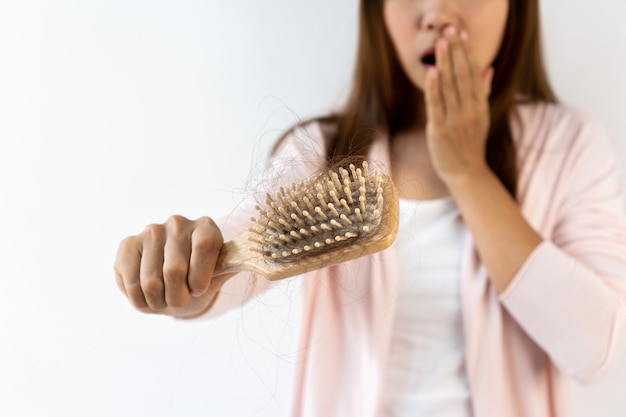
[114,215,235,319]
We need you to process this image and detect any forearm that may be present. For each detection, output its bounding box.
[447,168,542,294]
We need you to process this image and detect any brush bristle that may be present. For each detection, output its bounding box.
[247,161,386,264]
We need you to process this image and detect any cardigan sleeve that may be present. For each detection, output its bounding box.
[183,122,327,320]
[500,115,626,384]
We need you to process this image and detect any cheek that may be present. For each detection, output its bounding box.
[383,3,420,78]
[466,2,508,70]
[383,2,414,53]
[484,2,509,64]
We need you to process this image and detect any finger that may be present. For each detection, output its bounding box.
[163,239,191,308]
[449,30,476,106]
[116,236,149,310]
[424,67,445,128]
[436,36,460,116]
[188,217,224,297]
[457,31,490,101]
[162,217,192,308]
[115,268,162,316]
[139,224,167,310]
[204,273,232,304]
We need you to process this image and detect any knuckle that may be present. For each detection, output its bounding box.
[125,280,142,295]
[125,282,148,308]
[143,223,164,241]
[166,214,190,234]
[142,278,164,298]
[193,234,221,254]
[118,236,138,254]
[195,216,217,228]
[163,262,188,282]
[193,217,223,252]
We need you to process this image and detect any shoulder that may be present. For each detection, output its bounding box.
[513,102,621,208]
[271,116,337,158]
[261,117,338,187]
[512,101,611,155]
[511,103,625,239]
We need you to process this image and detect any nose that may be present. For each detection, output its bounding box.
[419,9,459,36]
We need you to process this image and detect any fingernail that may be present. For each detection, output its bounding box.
[446,26,457,37]
[191,289,205,297]
[460,31,468,42]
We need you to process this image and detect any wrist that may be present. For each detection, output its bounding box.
[442,165,495,193]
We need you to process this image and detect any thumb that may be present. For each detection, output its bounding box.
[483,67,494,97]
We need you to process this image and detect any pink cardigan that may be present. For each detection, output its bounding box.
[195,102,626,416]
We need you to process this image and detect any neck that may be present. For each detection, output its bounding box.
[390,130,451,200]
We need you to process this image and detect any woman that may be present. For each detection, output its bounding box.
[114,0,626,415]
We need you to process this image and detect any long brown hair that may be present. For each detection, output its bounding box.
[275,0,557,198]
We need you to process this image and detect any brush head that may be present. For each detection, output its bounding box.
[231,161,399,280]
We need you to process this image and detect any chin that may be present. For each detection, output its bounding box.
[407,72,425,93]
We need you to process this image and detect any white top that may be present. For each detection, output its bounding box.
[381,197,473,416]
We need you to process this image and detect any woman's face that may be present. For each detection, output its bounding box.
[383,0,509,91]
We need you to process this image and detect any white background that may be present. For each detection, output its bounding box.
[1,0,625,416]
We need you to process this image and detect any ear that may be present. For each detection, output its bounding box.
[484,67,495,97]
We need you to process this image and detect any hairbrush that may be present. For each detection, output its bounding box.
[213,161,399,280]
